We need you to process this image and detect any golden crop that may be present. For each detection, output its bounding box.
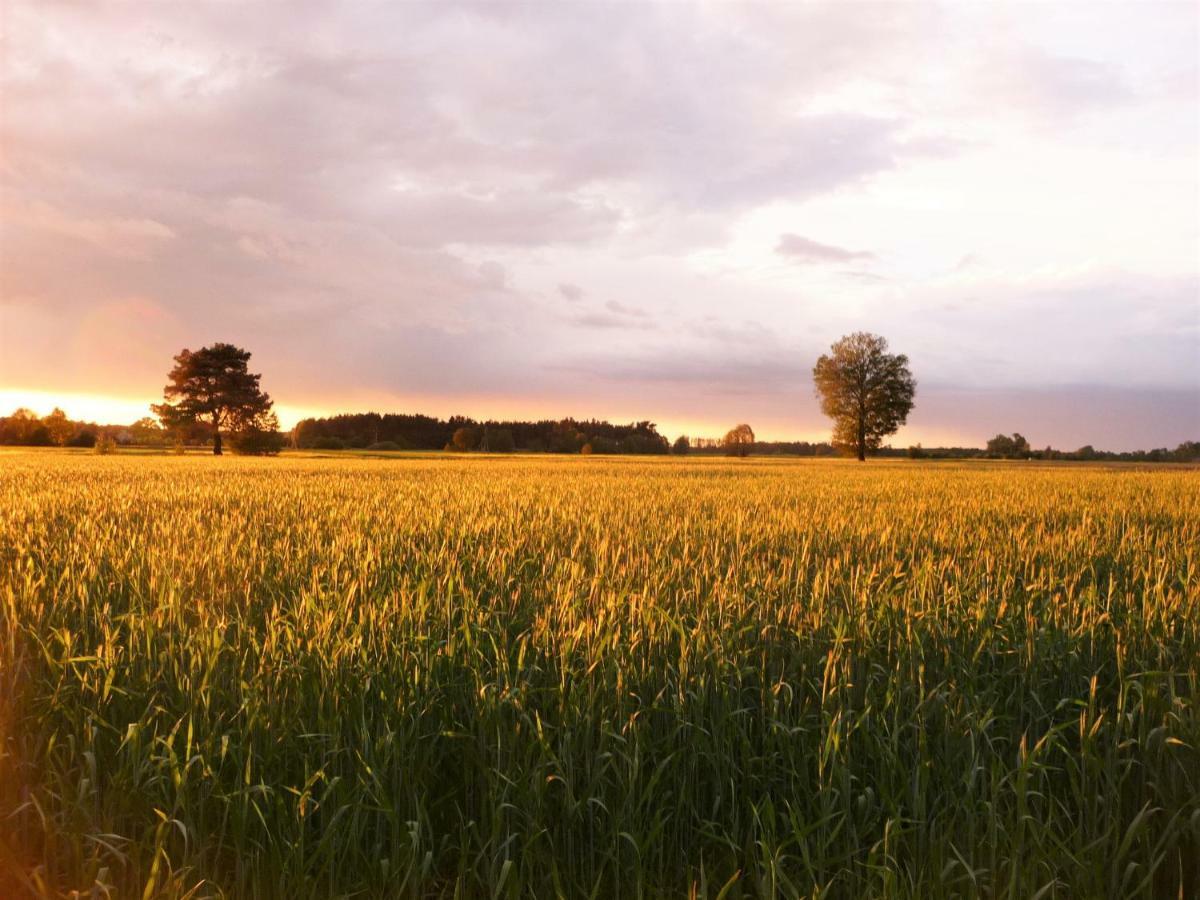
[1,452,1198,898]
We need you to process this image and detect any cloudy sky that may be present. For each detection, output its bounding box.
[2,1,1197,449]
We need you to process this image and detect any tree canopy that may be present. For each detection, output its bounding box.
[295,413,669,455]
[153,343,274,455]
[723,423,755,457]
[986,433,1032,459]
[813,332,916,461]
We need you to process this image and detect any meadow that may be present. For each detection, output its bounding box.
[1,451,1197,898]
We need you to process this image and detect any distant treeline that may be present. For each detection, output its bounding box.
[946,433,1200,463]
[2,407,1197,462]
[691,440,1200,461]
[293,413,670,454]
[0,408,236,451]
[905,444,1200,462]
[0,407,149,448]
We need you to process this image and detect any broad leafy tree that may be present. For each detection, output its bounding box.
[42,408,74,446]
[153,343,273,455]
[723,423,755,457]
[130,417,166,447]
[986,433,1031,459]
[813,332,915,461]
[451,426,480,451]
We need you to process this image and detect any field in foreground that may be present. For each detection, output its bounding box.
[1,452,1197,899]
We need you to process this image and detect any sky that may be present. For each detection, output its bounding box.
[1,1,1197,450]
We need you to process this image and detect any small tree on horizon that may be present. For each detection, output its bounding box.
[986,433,1031,459]
[723,424,755,457]
[42,408,74,446]
[153,343,273,455]
[451,426,480,451]
[813,332,915,461]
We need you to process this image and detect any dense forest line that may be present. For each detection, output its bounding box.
[293,413,671,454]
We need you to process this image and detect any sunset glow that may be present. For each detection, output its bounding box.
[1,1,1197,448]
[0,389,328,433]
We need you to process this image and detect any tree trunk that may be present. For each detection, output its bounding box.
[857,415,866,462]
[213,430,223,455]
[857,443,865,462]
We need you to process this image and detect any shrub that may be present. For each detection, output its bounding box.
[231,428,286,456]
[451,427,480,451]
[68,430,98,448]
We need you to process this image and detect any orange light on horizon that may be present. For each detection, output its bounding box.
[0,389,321,431]
[0,389,155,426]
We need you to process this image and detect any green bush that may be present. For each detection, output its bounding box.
[230,428,285,456]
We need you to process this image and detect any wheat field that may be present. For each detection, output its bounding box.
[1,451,1197,898]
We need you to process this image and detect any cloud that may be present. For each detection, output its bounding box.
[552,347,808,395]
[839,270,887,283]
[604,300,649,318]
[11,200,175,260]
[776,233,874,264]
[567,313,652,331]
[974,47,1132,122]
[567,303,656,331]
